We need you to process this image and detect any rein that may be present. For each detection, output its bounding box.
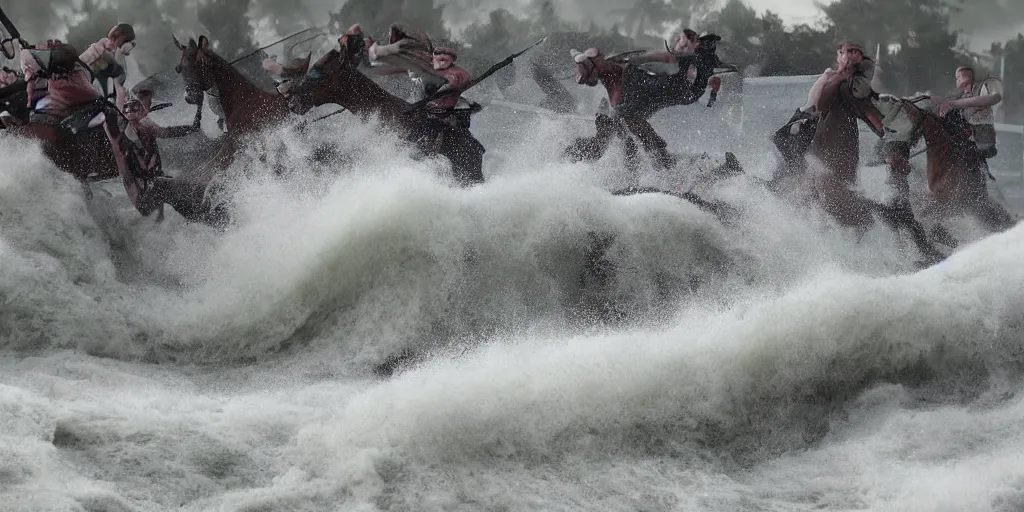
[902,100,971,160]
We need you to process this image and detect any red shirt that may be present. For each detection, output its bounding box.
[428,65,470,109]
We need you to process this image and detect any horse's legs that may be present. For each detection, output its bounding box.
[564,113,616,162]
[973,198,1017,232]
[442,131,485,187]
[622,117,674,169]
[874,199,945,263]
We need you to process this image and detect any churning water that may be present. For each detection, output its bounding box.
[2,65,1024,512]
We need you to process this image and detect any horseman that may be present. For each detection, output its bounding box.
[112,88,203,221]
[568,46,674,169]
[367,26,478,154]
[79,23,137,99]
[772,41,885,174]
[936,66,1002,162]
[566,30,737,172]
[117,89,202,178]
[367,23,452,101]
[18,39,104,126]
[615,30,734,118]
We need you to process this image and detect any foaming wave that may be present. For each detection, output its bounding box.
[2,93,1023,511]
[0,110,961,368]
[270,224,1024,510]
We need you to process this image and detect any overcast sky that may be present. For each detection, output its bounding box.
[745,0,834,27]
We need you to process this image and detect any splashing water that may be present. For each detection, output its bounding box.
[2,81,1023,512]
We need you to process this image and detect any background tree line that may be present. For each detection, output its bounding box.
[6,0,1023,121]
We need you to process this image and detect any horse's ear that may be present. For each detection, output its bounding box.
[173,35,184,51]
[198,36,210,50]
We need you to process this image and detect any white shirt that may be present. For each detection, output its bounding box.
[963,78,1001,126]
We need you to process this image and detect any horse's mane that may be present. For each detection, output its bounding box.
[198,43,272,95]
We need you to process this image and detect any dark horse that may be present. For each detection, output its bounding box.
[788,74,945,264]
[4,93,121,185]
[285,39,486,186]
[873,93,1017,233]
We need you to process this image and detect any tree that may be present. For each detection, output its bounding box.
[819,0,962,92]
[609,0,672,40]
[197,0,258,60]
[333,0,447,42]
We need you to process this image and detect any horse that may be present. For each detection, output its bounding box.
[174,35,294,136]
[872,93,1017,233]
[285,39,486,186]
[3,98,122,186]
[788,75,945,264]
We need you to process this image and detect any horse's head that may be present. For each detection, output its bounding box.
[174,35,213,105]
[871,93,928,142]
[570,48,602,87]
[815,73,887,137]
[287,48,347,115]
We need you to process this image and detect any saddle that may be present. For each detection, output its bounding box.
[772,108,818,166]
[58,98,111,135]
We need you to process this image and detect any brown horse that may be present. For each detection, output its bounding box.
[285,40,486,186]
[873,94,1016,232]
[174,35,293,135]
[799,75,945,263]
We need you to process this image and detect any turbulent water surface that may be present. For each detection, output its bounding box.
[2,62,1024,512]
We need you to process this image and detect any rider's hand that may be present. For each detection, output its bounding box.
[936,100,952,117]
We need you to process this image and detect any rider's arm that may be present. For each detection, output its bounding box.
[802,69,832,112]
[627,51,676,65]
[950,89,1002,109]
[115,83,128,111]
[20,49,40,108]
[150,105,202,138]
